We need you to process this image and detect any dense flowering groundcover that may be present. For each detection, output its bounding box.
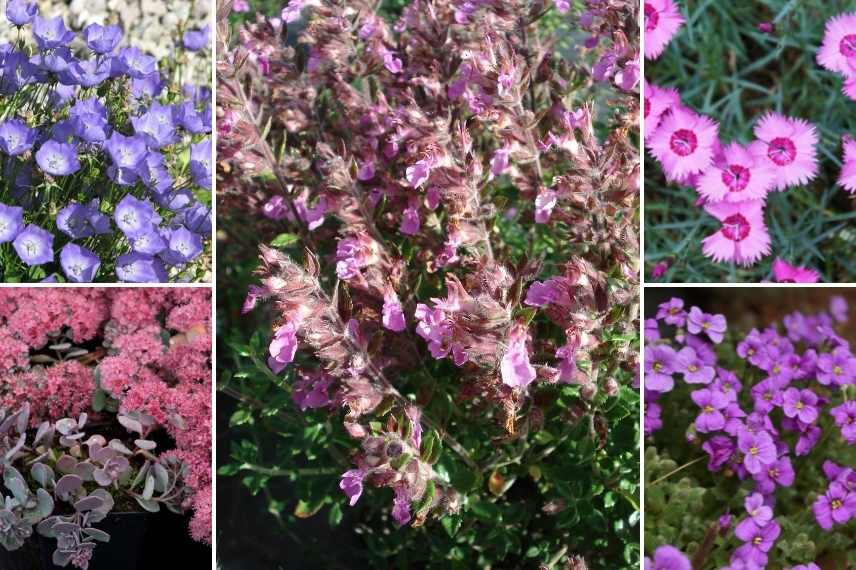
[0,1,212,283]
[0,288,212,565]
[643,0,856,283]
[643,292,856,569]
[217,0,640,567]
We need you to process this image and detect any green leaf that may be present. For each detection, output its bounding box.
[270,233,300,248]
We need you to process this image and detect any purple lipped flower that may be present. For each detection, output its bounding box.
[0,118,36,155]
[118,47,157,78]
[733,520,780,566]
[817,347,856,386]
[115,252,167,283]
[82,23,123,54]
[782,388,819,424]
[644,545,691,570]
[812,482,856,530]
[35,140,80,176]
[12,224,53,265]
[687,306,727,343]
[60,243,100,282]
[339,468,366,506]
[190,139,212,189]
[132,102,178,149]
[691,388,729,433]
[737,429,776,474]
[0,202,24,243]
[830,401,856,444]
[32,15,76,50]
[644,345,677,392]
[656,298,687,326]
[183,25,210,51]
[676,346,715,384]
[6,0,37,26]
[391,484,412,526]
[268,321,298,373]
[113,195,159,238]
[382,286,406,332]
[292,370,332,411]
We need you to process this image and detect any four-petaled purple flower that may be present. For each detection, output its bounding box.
[690,388,729,433]
[812,481,856,530]
[737,429,776,474]
[687,306,727,343]
[676,346,715,384]
[656,297,687,326]
[735,493,773,538]
[645,344,677,392]
[830,401,856,444]
[781,387,819,424]
[644,545,691,570]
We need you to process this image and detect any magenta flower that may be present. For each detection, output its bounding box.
[737,429,776,474]
[655,297,687,326]
[648,107,718,182]
[753,456,795,494]
[782,388,819,424]
[269,322,299,374]
[644,545,691,570]
[772,258,820,283]
[817,11,856,77]
[339,468,366,506]
[500,323,536,389]
[382,286,406,332]
[644,81,681,140]
[830,401,856,444]
[838,135,856,193]
[701,200,771,267]
[734,520,780,566]
[813,482,856,530]
[525,277,567,307]
[690,388,728,433]
[697,142,774,203]
[817,346,856,386]
[687,306,727,343]
[750,113,819,191]
[644,0,685,60]
[644,345,677,392]
[735,493,773,540]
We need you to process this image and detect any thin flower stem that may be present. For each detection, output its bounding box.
[648,455,707,487]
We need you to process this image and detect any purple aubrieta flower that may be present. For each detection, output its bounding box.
[676,346,715,384]
[35,140,80,176]
[118,47,158,79]
[643,545,691,570]
[687,306,727,343]
[812,481,856,530]
[12,224,53,266]
[733,520,780,567]
[753,456,795,494]
[0,203,24,243]
[830,401,856,444]
[60,243,100,282]
[781,387,819,424]
[702,435,735,472]
[0,118,36,155]
[645,399,662,435]
[113,195,159,237]
[82,23,123,54]
[32,15,76,50]
[737,328,766,366]
[645,318,661,342]
[656,297,687,326]
[816,346,856,386]
[737,429,776,474]
[830,296,848,323]
[644,344,677,392]
[795,425,821,456]
[182,25,210,51]
[339,468,366,507]
[6,0,37,26]
[750,378,784,415]
[691,388,729,433]
[735,493,773,538]
[189,138,212,189]
[115,253,166,283]
[787,564,821,570]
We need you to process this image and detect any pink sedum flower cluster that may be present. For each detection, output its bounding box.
[0,289,212,544]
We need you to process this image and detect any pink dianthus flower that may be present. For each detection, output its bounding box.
[644,0,685,60]
[701,200,771,266]
[749,113,818,191]
[648,107,719,182]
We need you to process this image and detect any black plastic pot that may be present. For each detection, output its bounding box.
[36,512,150,570]
[0,538,41,570]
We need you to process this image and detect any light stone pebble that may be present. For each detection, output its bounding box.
[0,0,210,84]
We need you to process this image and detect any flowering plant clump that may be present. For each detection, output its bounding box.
[217,0,639,567]
[643,1,856,283]
[644,294,856,569]
[0,1,212,282]
[0,288,212,549]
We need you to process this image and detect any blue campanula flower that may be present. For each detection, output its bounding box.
[0,119,36,155]
[64,58,111,87]
[104,132,147,185]
[129,228,167,255]
[138,151,174,194]
[161,225,203,264]
[32,16,75,50]
[182,25,210,52]
[5,0,37,27]
[56,201,112,239]
[181,203,212,236]
[113,194,159,238]
[118,47,157,79]
[82,23,123,54]
[12,224,53,265]
[35,140,80,176]
[115,252,167,282]
[0,202,24,243]
[60,243,100,282]
[173,101,207,134]
[131,72,166,100]
[190,139,211,189]
[132,102,178,148]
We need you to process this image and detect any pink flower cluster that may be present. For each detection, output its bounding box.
[0,289,212,544]
[645,5,856,275]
